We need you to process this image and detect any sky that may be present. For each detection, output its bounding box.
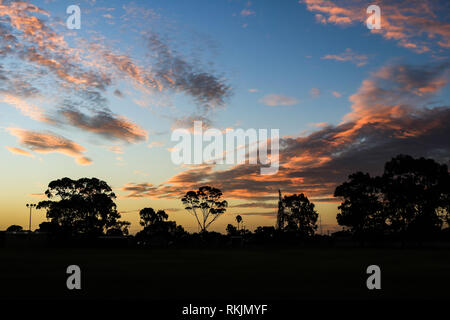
[0,0,449,234]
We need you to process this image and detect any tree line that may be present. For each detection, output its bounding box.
[3,154,450,246]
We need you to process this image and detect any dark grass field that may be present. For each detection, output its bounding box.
[0,247,449,301]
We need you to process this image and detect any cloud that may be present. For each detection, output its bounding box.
[312,122,329,128]
[54,108,148,143]
[171,114,213,131]
[108,146,123,154]
[6,128,91,165]
[148,141,164,148]
[76,156,93,166]
[248,88,259,93]
[310,88,321,98]
[139,62,450,203]
[0,94,48,122]
[322,48,368,66]
[230,202,276,209]
[146,33,232,112]
[0,1,231,147]
[302,0,450,53]
[240,9,255,17]
[332,91,342,98]
[5,146,34,158]
[259,94,299,106]
[121,183,159,198]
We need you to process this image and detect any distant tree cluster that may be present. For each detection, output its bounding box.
[334,155,450,241]
[135,208,186,247]
[4,154,449,248]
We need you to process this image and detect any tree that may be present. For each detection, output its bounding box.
[37,177,129,236]
[253,226,276,243]
[6,225,22,232]
[226,224,238,236]
[282,193,318,237]
[37,221,60,234]
[334,172,385,236]
[181,186,228,232]
[382,154,449,237]
[136,207,186,246]
[139,208,168,228]
[334,155,450,241]
[236,215,242,231]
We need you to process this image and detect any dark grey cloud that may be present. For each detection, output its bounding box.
[147,33,231,112]
[53,108,147,144]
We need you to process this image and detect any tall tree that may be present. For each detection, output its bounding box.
[236,215,242,231]
[334,172,385,235]
[382,154,449,236]
[37,177,129,236]
[181,186,228,232]
[282,193,318,237]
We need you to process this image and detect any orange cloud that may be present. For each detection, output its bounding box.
[76,157,93,166]
[6,128,92,165]
[303,0,450,53]
[5,146,34,158]
[1,94,48,122]
[259,94,299,106]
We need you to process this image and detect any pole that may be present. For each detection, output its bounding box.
[29,205,32,232]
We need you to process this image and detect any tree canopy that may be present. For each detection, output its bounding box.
[139,208,169,228]
[282,193,318,236]
[334,154,450,239]
[181,186,228,232]
[37,177,129,236]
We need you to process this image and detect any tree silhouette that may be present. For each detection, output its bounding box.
[236,215,242,231]
[136,207,186,246]
[181,186,227,232]
[226,223,238,236]
[334,172,385,236]
[139,208,169,228]
[6,225,22,232]
[282,193,318,237]
[37,221,60,234]
[36,177,129,236]
[334,155,450,240]
[382,154,449,237]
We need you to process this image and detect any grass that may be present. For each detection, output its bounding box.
[0,247,449,300]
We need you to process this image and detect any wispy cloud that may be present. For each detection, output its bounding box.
[332,91,342,98]
[54,109,148,144]
[310,88,321,98]
[259,94,299,106]
[302,0,450,53]
[6,128,92,165]
[0,0,231,157]
[240,9,255,17]
[5,146,34,158]
[322,48,368,66]
[148,141,164,148]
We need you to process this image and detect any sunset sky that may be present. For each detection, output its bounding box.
[0,0,449,234]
